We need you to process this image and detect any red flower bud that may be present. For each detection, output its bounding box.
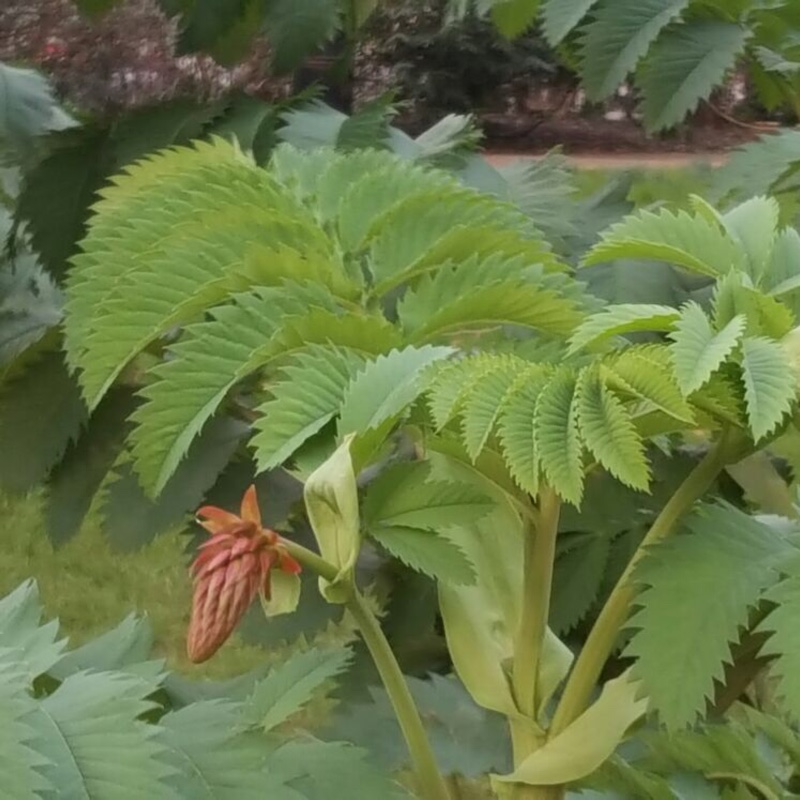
[187,485,301,663]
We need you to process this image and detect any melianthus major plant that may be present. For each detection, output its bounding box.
[61,140,800,799]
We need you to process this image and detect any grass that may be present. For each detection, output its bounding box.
[0,489,269,679]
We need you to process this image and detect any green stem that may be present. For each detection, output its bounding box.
[513,487,561,723]
[347,590,452,800]
[283,541,450,800]
[549,435,733,737]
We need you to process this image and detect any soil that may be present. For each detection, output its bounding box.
[478,113,773,156]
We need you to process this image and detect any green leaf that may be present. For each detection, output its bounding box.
[251,346,365,473]
[460,355,520,460]
[159,700,275,799]
[490,0,540,38]
[721,196,779,282]
[0,350,86,492]
[625,502,797,730]
[583,207,745,278]
[370,527,476,585]
[669,302,745,395]
[580,0,690,100]
[337,96,394,152]
[495,671,647,785]
[126,288,337,498]
[568,304,680,354]
[32,670,178,799]
[17,126,111,279]
[713,129,800,202]
[541,0,600,45]
[266,740,409,799]
[497,368,551,496]
[245,647,353,732]
[758,565,800,722]
[0,662,52,799]
[639,21,750,132]
[0,62,75,150]
[363,461,494,532]
[49,614,162,685]
[551,534,610,635]
[605,345,694,423]
[265,0,341,74]
[337,346,453,435]
[102,416,245,550]
[740,336,796,441]
[407,282,584,344]
[577,368,649,491]
[328,673,512,777]
[303,437,361,601]
[0,580,66,680]
[535,368,584,505]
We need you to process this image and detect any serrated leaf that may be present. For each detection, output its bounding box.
[722,196,779,282]
[460,356,520,460]
[497,368,551,496]
[740,335,796,441]
[639,21,749,132]
[758,568,800,723]
[551,533,610,635]
[0,662,52,799]
[583,207,745,277]
[568,304,679,355]
[337,346,453,435]
[264,0,342,74]
[31,670,178,799]
[0,580,66,681]
[605,345,694,423]
[626,502,797,730]
[580,0,690,100]
[535,368,584,505]
[267,740,409,799]
[244,647,353,732]
[370,526,476,585]
[363,461,495,531]
[541,0,600,45]
[159,700,275,799]
[577,368,649,491]
[102,416,245,550]
[251,346,365,472]
[0,349,86,492]
[669,303,745,395]
[489,0,541,38]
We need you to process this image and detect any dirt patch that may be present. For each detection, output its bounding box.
[478,113,771,156]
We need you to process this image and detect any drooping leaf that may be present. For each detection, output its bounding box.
[668,303,745,395]
[638,21,749,132]
[625,502,797,730]
[580,0,691,100]
[0,350,86,492]
[244,647,353,732]
[576,368,650,491]
[535,368,584,505]
[264,0,342,74]
[739,335,796,441]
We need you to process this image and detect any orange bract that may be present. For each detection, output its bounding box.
[187,485,301,663]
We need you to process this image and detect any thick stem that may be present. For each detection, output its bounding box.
[549,435,733,737]
[513,487,561,721]
[347,591,452,800]
[282,541,451,800]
